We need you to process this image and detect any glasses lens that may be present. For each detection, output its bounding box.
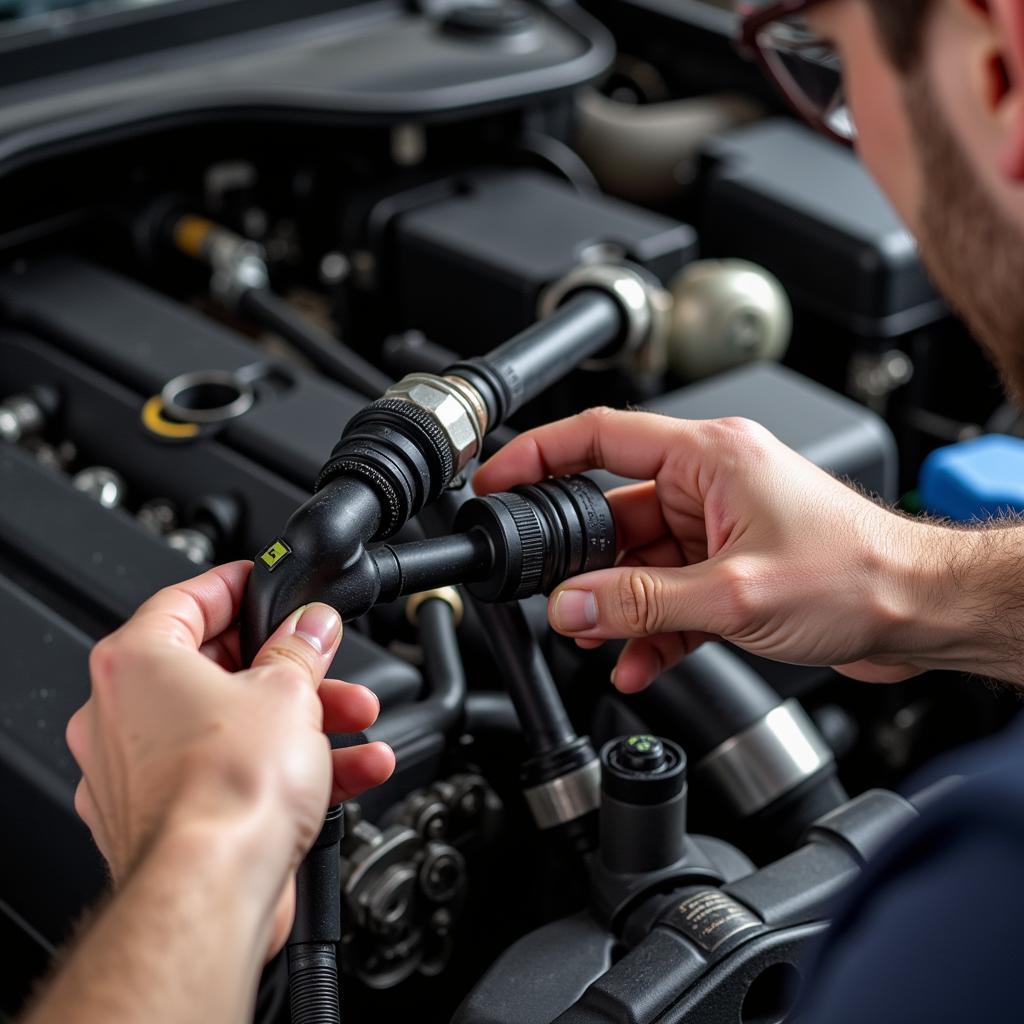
[756,14,854,141]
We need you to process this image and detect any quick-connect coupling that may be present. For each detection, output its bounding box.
[386,373,488,474]
[314,372,489,539]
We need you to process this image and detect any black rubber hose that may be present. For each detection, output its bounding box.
[451,290,624,424]
[240,475,383,663]
[287,804,344,1024]
[287,944,340,1024]
[464,691,521,736]
[239,286,392,399]
[471,601,577,756]
[634,644,780,760]
[372,531,492,602]
[366,597,466,749]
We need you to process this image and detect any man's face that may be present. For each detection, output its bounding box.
[806,0,1024,400]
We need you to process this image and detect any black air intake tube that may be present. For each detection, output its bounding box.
[636,645,847,860]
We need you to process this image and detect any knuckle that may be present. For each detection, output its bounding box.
[87,636,123,697]
[715,559,763,629]
[261,643,318,684]
[580,405,616,422]
[614,568,665,635]
[65,707,88,763]
[714,416,770,451]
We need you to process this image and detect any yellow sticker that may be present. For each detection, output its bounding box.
[259,539,291,571]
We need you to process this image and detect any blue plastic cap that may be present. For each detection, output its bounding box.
[919,434,1024,522]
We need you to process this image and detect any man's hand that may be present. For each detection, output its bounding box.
[65,561,395,956]
[475,408,953,693]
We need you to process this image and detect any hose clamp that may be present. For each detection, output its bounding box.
[539,262,670,373]
[522,758,601,830]
[383,373,488,475]
[695,699,834,818]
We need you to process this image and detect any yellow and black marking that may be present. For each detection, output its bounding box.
[140,396,201,440]
[259,539,292,571]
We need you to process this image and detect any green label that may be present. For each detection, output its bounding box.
[259,539,291,571]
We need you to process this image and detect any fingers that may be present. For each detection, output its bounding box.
[475,408,696,495]
[250,603,343,690]
[613,632,713,694]
[619,536,687,571]
[547,562,724,641]
[119,561,253,652]
[320,679,381,733]
[606,482,669,553]
[200,625,241,670]
[331,742,395,803]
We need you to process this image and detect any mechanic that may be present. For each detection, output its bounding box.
[20,1,1024,1022]
[475,1,1024,1018]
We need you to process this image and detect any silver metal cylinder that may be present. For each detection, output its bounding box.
[522,759,601,831]
[695,699,834,819]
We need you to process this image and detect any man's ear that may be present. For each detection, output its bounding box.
[982,0,1024,179]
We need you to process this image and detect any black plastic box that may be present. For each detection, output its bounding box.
[393,169,698,353]
[700,120,947,338]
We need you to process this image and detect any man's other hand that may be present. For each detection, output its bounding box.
[65,561,395,956]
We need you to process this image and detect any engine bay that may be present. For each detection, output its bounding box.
[1,2,1019,1022]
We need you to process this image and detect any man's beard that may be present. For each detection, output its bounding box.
[906,73,1024,403]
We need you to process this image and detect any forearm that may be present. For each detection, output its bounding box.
[23,819,283,1024]
[894,518,1024,682]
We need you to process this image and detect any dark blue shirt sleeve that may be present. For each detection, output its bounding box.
[799,779,1024,1023]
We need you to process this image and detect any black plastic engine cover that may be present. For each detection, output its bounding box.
[391,169,698,354]
[0,1,614,157]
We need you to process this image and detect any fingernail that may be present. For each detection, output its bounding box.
[294,604,341,655]
[552,590,598,633]
[364,686,381,718]
[610,668,618,688]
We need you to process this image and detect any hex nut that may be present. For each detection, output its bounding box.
[385,375,483,471]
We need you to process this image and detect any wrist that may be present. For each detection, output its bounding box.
[158,792,295,924]
[886,519,1024,680]
[856,509,950,667]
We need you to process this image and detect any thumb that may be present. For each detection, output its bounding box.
[548,563,722,640]
[249,603,343,687]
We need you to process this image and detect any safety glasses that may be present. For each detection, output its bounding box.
[738,0,854,146]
